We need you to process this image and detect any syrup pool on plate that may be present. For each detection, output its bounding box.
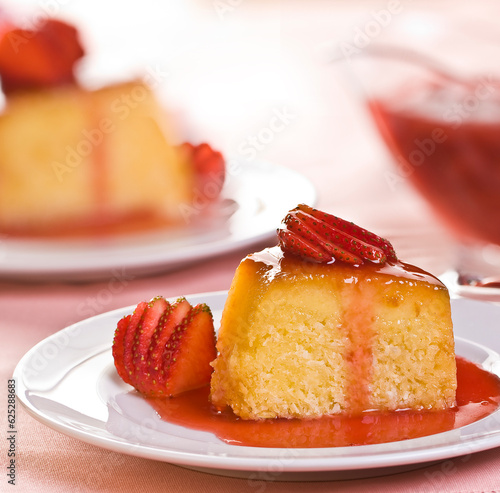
[146,356,500,448]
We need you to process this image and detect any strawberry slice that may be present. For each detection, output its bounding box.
[278,204,397,266]
[278,229,336,263]
[300,204,397,261]
[144,297,192,396]
[161,303,217,397]
[112,314,132,385]
[130,296,170,393]
[0,18,84,94]
[113,302,147,385]
[179,142,225,202]
[119,301,148,385]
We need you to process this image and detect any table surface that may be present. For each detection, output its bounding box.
[2,1,500,491]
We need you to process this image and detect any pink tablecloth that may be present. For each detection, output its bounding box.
[2,0,500,491]
[3,238,500,493]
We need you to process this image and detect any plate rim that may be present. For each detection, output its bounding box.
[13,293,500,475]
[0,161,316,281]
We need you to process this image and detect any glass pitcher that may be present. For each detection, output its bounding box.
[331,11,500,297]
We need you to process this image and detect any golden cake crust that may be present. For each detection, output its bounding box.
[210,247,456,420]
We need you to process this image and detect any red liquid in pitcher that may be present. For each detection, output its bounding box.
[369,82,500,246]
[147,357,500,448]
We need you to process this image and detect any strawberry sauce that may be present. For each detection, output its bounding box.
[369,84,500,246]
[340,288,376,415]
[147,357,500,448]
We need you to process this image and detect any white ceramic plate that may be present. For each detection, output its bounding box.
[0,161,315,281]
[14,293,500,481]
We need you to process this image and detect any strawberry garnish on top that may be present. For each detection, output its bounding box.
[179,142,225,203]
[112,296,217,398]
[0,18,84,94]
[278,204,397,266]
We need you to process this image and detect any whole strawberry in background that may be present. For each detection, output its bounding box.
[0,18,84,94]
[178,142,226,203]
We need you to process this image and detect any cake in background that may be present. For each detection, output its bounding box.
[0,16,225,236]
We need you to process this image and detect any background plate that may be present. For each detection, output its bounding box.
[0,161,315,281]
[14,293,500,481]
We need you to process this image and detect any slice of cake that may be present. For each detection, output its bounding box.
[210,204,456,419]
[0,17,224,236]
[0,81,192,234]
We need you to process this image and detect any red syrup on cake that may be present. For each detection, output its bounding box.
[368,81,500,246]
[146,356,500,448]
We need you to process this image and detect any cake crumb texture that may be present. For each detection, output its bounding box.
[210,248,456,420]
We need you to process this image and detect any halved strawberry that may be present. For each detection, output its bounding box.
[278,204,397,266]
[161,303,217,397]
[179,142,225,202]
[0,18,84,94]
[130,296,170,393]
[144,297,192,396]
[279,213,364,265]
[112,297,217,398]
